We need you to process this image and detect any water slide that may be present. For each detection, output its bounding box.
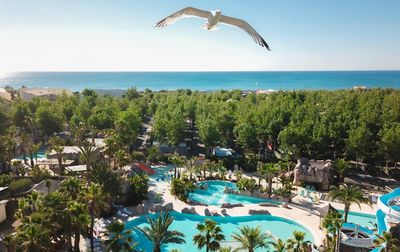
[340,223,375,248]
[136,162,156,175]
[370,187,400,252]
[339,188,400,251]
[377,187,400,221]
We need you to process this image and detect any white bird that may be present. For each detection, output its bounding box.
[155,7,271,51]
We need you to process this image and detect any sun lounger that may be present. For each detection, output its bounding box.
[95,226,107,233]
[117,210,128,218]
[122,208,134,215]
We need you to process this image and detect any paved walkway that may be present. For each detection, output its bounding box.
[137,180,381,248]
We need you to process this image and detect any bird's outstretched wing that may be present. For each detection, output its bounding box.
[219,15,270,50]
[155,7,211,27]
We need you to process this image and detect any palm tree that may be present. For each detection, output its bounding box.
[373,231,400,252]
[216,162,228,180]
[67,201,91,252]
[332,159,350,182]
[278,176,295,203]
[322,211,343,252]
[135,211,185,252]
[72,122,87,146]
[59,176,83,200]
[193,219,225,252]
[169,154,186,178]
[114,149,128,169]
[271,238,286,252]
[89,162,122,199]
[24,115,37,138]
[26,191,42,212]
[4,126,17,170]
[78,140,97,172]
[257,162,279,197]
[231,225,268,252]
[186,156,198,180]
[105,221,137,252]
[48,136,65,175]
[2,234,14,252]
[29,143,41,167]
[329,184,370,223]
[286,231,310,252]
[18,131,31,165]
[84,183,109,252]
[14,223,51,252]
[15,198,29,222]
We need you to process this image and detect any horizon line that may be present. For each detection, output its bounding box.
[5,69,400,73]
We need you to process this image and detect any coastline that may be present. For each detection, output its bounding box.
[1,71,400,92]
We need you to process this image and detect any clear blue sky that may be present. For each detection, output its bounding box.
[1,0,400,72]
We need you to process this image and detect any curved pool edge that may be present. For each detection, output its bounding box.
[126,208,323,247]
[125,210,318,246]
[188,179,282,207]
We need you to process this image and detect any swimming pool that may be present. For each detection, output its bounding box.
[149,165,174,182]
[126,211,313,252]
[16,150,46,160]
[338,210,376,229]
[188,180,280,206]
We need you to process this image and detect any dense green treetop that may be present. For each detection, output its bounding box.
[2,88,400,168]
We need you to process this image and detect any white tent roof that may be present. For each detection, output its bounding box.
[65,165,87,172]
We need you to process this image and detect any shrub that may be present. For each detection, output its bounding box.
[236,177,258,193]
[9,178,33,195]
[0,174,13,187]
[146,146,161,163]
[171,178,195,201]
[125,173,149,205]
[29,166,51,183]
[131,151,146,162]
[11,160,26,176]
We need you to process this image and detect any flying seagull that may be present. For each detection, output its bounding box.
[155,7,270,51]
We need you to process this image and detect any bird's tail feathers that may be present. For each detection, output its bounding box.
[202,23,219,31]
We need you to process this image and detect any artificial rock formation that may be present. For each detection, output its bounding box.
[293,158,332,190]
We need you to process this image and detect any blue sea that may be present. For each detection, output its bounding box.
[1,71,400,91]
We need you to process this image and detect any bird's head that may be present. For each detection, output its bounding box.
[212,10,222,16]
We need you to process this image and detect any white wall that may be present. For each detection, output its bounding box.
[0,202,6,223]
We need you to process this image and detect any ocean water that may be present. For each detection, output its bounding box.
[1,71,400,91]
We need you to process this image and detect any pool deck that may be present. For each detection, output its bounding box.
[141,181,380,247]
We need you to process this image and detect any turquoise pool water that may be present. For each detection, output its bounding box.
[126,211,313,252]
[188,180,280,206]
[338,210,376,229]
[149,165,174,182]
[16,150,46,160]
